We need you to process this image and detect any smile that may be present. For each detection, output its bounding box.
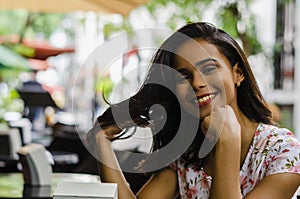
[196,93,216,106]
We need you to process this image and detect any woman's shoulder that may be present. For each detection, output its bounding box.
[251,123,300,156]
[255,123,298,142]
[251,124,300,175]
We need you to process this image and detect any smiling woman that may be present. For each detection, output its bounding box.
[87,22,300,199]
[173,39,239,120]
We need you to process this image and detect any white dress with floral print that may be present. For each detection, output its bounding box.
[170,123,300,199]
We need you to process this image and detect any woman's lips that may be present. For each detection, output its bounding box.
[196,93,216,107]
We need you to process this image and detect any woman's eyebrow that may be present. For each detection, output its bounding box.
[175,58,217,72]
[195,58,217,67]
[176,68,189,75]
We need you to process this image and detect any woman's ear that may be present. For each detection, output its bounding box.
[233,64,244,84]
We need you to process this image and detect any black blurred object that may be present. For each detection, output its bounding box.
[0,128,22,173]
[18,90,58,108]
[23,184,52,199]
[47,122,98,174]
[17,80,60,131]
[17,143,52,186]
[49,122,151,192]
[17,80,59,108]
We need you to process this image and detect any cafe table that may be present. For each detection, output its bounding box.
[0,172,100,199]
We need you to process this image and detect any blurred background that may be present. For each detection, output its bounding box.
[0,0,299,195]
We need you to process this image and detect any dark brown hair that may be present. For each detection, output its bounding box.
[97,22,272,165]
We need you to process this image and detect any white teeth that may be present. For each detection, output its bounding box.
[198,94,214,103]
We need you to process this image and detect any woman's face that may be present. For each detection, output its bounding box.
[173,39,240,119]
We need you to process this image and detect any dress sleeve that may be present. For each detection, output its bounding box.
[266,129,300,176]
[168,160,177,171]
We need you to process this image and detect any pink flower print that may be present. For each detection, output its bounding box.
[187,186,198,198]
[269,155,276,161]
[240,176,248,190]
[169,162,176,170]
[258,139,268,151]
[178,168,185,178]
[200,178,209,190]
[288,161,300,173]
[248,178,255,186]
[254,130,260,137]
[281,149,290,153]
[289,141,300,147]
[254,138,267,153]
[286,131,293,136]
[192,165,198,171]
[263,160,268,169]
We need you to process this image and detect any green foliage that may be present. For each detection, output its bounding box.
[146,0,211,14]
[95,77,114,99]
[28,12,65,39]
[0,10,65,39]
[277,0,293,5]
[220,6,239,38]
[3,43,35,58]
[144,0,263,56]
[0,88,24,126]
[0,68,25,125]
[146,0,206,30]
[0,45,31,71]
[0,10,66,125]
[103,18,132,39]
[0,70,20,82]
[0,9,28,35]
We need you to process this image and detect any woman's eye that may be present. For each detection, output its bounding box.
[176,73,190,84]
[201,64,217,75]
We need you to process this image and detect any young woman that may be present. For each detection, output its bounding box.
[87,22,300,198]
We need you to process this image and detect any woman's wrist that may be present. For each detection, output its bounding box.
[95,124,124,142]
[95,129,112,145]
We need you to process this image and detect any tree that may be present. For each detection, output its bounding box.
[144,0,262,56]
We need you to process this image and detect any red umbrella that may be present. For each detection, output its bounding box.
[22,39,75,60]
[0,35,75,60]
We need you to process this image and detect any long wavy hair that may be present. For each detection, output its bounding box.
[97,22,272,166]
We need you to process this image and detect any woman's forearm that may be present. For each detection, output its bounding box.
[209,141,242,199]
[95,132,136,199]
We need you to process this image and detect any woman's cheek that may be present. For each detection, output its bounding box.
[176,84,199,117]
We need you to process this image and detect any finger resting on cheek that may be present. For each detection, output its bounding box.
[201,116,211,133]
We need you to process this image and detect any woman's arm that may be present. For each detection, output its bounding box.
[245,173,300,199]
[209,135,242,199]
[137,167,179,199]
[202,106,242,199]
[95,127,136,199]
[202,106,300,198]
[211,141,300,199]
[90,123,178,199]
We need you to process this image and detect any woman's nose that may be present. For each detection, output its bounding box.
[192,71,207,90]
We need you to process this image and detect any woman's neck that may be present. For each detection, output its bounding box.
[234,108,258,165]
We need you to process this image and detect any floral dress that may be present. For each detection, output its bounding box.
[170,123,300,199]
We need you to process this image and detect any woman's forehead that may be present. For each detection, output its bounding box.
[174,39,224,64]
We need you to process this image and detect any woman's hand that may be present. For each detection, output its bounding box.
[202,105,243,199]
[98,124,123,140]
[86,122,123,145]
[200,105,241,145]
